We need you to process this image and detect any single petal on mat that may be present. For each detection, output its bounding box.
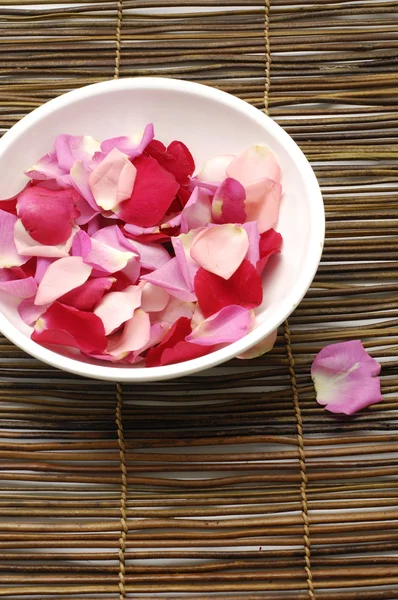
[186,305,252,346]
[101,123,154,159]
[55,134,101,171]
[0,273,37,298]
[145,316,214,367]
[237,328,277,359]
[311,340,383,415]
[180,187,212,234]
[32,301,107,354]
[194,258,263,318]
[17,185,80,245]
[89,148,137,211]
[140,282,170,312]
[142,257,196,302]
[25,152,69,187]
[107,309,151,358]
[0,210,29,268]
[226,144,281,185]
[211,178,246,225]
[118,155,179,227]
[18,298,49,326]
[257,228,283,273]
[35,256,92,306]
[59,276,115,310]
[244,178,282,233]
[190,223,249,280]
[94,285,142,335]
[14,219,78,258]
[197,154,235,184]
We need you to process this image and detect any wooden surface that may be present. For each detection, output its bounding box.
[0,0,398,598]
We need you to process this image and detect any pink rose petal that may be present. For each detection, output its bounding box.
[0,210,29,268]
[70,160,100,212]
[55,134,101,171]
[94,285,142,335]
[129,239,171,271]
[88,148,137,211]
[190,224,249,280]
[35,256,92,306]
[226,144,281,185]
[14,219,78,259]
[32,301,107,355]
[25,153,69,187]
[34,257,55,284]
[142,257,196,302]
[153,296,195,326]
[237,328,277,359]
[311,340,383,415]
[107,309,151,358]
[140,282,170,312]
[101,123,154,159]
[242,221,260,267]
[59,276,115,310]
[244,178,282,233]
[18,298,49,326]
[186,305,252,346]
[180,187,212,234]
[211,178,246,225]
[172,230,202,292]
[72,229,137,274]
[197,154,235,184]
[126,321,170,364]
[17,185,80,245]
[0,270,37,298]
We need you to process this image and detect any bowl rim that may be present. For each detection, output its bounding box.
[0,77,324,382]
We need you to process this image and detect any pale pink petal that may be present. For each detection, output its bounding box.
[311,340,383,415]
[180,187,212,234]
[129,239,171,271]
[94,285,142,335]
[35,256,92,306]
[24,153,69,187]
[14,220,79,258]
[72,229,137,274]
[0,210,29,268]
[35,257,55,284]
[153,296,195,326]
[107,309,151,358]
[237,328,277,359]
[186,305,251,346]
[140,282,170,312]
[75,195,99,226]
[172,230,203,292]
[121,258,141,285]
[226,144,281,185]
[142,257,196,302]
[124,223,159,236]
[197,154,235,184]
[243,221,260,267]
[70,160,99,211]
[92,225,135,252]
[211,178,246,225]
[190,224,249,280]
[88,148,137,211]
[101,123,154,159]
[18,298,49,326]
[55,134,101,171]
[126,321,169,363]
[244,178,282,233]
[0,274,37,298]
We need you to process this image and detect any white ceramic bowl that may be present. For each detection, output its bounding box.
[0,78,324,382]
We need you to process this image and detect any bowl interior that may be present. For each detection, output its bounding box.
[0,78,323,380]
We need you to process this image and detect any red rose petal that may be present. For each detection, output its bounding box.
[32,301,107,354]
[17,185,80,245]
[257,228,283,274]
[146,140,195,185]
[59,276,114,310]
[145,316,213,367]
[194,258,263,318]
[118,155,179,227]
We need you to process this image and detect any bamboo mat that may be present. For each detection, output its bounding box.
[0,0,398,598]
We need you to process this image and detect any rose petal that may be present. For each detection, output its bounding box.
[257,228,283,273]
[55,134,101,171]
[197,154,235,184]
[94,285,142,335]
[180,187,212,234]
[145,139,195,185]
[153,296,196,326]
[101,123,154,159]
[18,298,49,326]
[14,219,78,258]
[118,155,179,227]
[186,305,252,346]
[59,276,115,310]
[242,221,260,267]
[107,309,151,358]
[70,160,100,212]
[172,230,202,292]
[32,301,107,354]
[126,321,170,364]
[237,328,277,359]
[123,223,170,244]
[0,271,37,298]
[72,229,137,274]
[17,185,80,245]
[190,224,249,280]
[142,257,196,302]
[89,148,137,211]
[244,178,282,233]
[140,282,170,312]
[128,239,171,271]
[34,257,55,284]
[194,258,263,318]
[25,153,69,187]
[0,210,29,268]
[311,340,383,415]
[145,316,214,367]
[226,144,281,185]
[35,256,92,306]
[211,178,246,225]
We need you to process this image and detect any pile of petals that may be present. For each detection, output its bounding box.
[0,125,283,367]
